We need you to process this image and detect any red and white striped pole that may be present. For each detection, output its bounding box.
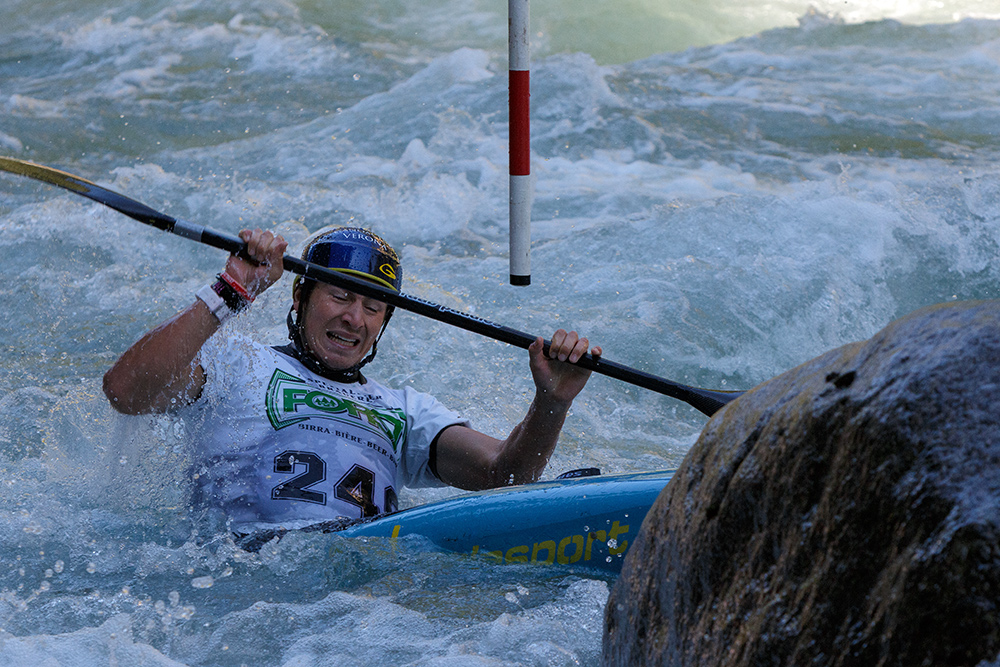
[509,0,531,286]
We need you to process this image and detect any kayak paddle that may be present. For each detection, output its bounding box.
[0,156,744,416]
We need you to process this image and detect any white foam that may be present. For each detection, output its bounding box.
[0,616,186,667]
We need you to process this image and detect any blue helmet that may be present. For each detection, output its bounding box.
[295,226,402,294]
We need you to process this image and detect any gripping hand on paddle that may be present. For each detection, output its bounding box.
[225,228,287,299]
[528,330,602,407]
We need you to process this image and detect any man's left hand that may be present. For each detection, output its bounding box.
[528,330,602,406]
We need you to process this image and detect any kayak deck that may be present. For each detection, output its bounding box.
[337,469,675,573]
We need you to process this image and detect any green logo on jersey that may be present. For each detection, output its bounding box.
[265,369,406,451]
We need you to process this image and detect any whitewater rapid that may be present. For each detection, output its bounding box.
[0,0,998,664]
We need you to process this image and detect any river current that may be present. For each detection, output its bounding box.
[0,0,998,664]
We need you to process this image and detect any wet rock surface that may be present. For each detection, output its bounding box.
[605,300,1000,667]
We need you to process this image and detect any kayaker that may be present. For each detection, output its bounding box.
[102,226,602,537]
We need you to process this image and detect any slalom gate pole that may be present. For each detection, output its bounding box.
[509,0,531,286]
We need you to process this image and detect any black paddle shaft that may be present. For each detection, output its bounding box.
[0,156,744,416]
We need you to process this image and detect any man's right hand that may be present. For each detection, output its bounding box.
[224,228,288,299]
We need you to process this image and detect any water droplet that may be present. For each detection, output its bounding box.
[86,563,97,574]
[191,575,214,589]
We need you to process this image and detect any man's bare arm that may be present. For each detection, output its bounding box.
[103,228,287,415]
[434,330,601,489]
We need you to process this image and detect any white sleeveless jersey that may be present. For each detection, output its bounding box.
[189,333,467,533]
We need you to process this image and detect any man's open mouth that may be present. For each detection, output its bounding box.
[328,332,359,346]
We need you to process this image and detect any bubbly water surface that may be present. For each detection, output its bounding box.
[1,0,999,664]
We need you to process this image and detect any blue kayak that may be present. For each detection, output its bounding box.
[336,469,674,573]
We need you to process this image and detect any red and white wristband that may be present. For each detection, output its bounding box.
[195,273,254,323]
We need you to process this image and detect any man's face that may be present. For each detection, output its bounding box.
[293,283,388,371]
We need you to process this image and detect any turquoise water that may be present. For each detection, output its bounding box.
[1,0,999,664]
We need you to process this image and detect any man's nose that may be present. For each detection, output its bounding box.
[340,299,365,327]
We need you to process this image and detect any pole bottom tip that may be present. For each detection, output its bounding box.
[510,274,531,286]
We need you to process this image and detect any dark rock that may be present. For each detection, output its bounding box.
[604,300,1000,667]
